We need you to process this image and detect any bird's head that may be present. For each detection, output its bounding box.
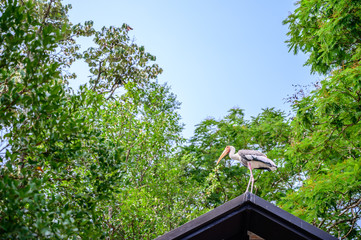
[216,146,231,165]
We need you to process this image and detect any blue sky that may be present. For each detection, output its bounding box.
[64,0,319,138]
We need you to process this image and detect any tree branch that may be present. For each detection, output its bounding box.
[37,0,54,35]
[342,209,357,239]
[338,197,361,216]
[0,143,10,154]
[92,60,103,91]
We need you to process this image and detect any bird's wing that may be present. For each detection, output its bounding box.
[243,154,277,168]
[238,149,266,157]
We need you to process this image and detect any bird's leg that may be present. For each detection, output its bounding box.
[246,175,252,193]
[248,162,254,194]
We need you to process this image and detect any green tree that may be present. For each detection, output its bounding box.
[284,0,361,75]
[183,108,291,207]
[0,0,205,238]
[0,1,87,237]
[82,81,207,239]
[282,0,361,238]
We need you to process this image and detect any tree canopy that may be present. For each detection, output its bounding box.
[280,0,361,238]
[0,0,205,238]
[1,0,360,239]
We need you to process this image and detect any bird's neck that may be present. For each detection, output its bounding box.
[229,146,240,161]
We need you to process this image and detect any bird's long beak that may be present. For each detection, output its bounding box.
[217,147,230,165]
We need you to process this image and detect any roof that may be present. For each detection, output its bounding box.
[155,192,337,240]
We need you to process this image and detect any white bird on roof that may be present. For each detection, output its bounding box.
[216,146,277,193]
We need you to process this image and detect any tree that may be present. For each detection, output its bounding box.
[81,81,207,239]
[0,1,87,237]
[283,0,361,75]
[0,0,205,238]
[282,0,361,238]
[182,108,291,207]
[4,0,360,238]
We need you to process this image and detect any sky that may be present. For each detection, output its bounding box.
[64,0,319,139]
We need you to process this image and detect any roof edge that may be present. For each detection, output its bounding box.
[155,192,337,240]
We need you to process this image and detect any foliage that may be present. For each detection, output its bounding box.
[282,0,361,238]
[0,0,206,239]
[180,1,361,238]
[182,108,291,206]
[2,0,360,239]
[284,0,361,75]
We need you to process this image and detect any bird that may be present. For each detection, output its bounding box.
[216,146,277,193]
[126,25,133,31]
